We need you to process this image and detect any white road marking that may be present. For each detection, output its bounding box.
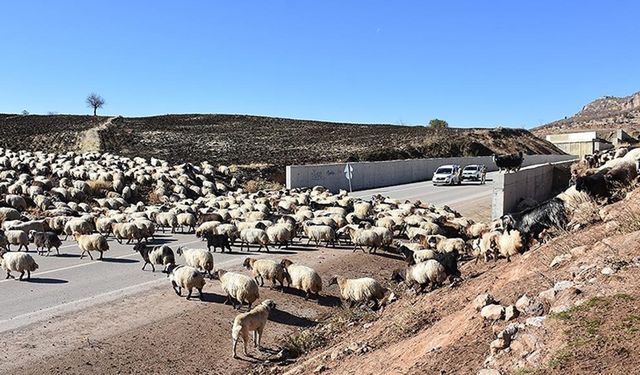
[0,238,203,284]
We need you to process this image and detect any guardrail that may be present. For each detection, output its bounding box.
[286,154,577,192]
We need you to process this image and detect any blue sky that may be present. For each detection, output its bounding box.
[1,1,638,128]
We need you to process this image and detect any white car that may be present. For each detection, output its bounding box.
[432,165,461,186]
[461,164,487,184]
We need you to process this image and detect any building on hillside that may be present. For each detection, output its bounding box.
[545,129,634,157]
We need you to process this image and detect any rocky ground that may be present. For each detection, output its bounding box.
[4,187,640,374]
[534,91,640,139]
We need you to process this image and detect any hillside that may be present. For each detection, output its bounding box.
[534,91,640,138]
[0,114,562,170]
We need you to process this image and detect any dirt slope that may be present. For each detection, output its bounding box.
[534,91,640,138]
[1,114,562,169]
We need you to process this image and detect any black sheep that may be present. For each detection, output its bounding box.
[203,232,232,253]
[29,231,62,256]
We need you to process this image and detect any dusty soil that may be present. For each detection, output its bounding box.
[1,114,562,171]
[2,246,402,375]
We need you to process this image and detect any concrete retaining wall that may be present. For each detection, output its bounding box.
[286,154,576,192]
[491,159,577,220]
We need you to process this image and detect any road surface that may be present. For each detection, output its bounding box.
[352,172,497,220]
[0,176,495,332]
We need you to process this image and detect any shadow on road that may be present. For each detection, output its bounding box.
[200,292,227,304]
[101,258,139,264]
[28,277,69,284]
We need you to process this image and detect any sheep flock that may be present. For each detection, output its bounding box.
[1,145,638,359]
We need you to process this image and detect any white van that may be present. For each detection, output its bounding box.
[432,165,461,186]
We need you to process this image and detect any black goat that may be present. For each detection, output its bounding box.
[397,244,416,265]
[493,152,524,173]
[28,231,62,256]
[133,243,176,272]
[203,232,232,253]
[575,172,610,200]
[501,197,568,247]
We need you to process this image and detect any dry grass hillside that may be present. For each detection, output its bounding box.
[1,114,562,171]
[534,91,640,138]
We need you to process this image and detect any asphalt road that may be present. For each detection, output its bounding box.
[0,175,496,332]
[352,171,498,219]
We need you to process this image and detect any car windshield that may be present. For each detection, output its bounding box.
[464,166,478,171]
[436,168,452,174]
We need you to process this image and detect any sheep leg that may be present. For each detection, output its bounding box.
[208,270,213,279]
[150,263,156,272]
[18,271,25,281]
[264,245,270,252]
[186,287,193,300]
[99,251,104,261]
[88,251,95,260]
[232,337,239,358]
[243,331,250,355]
[198,288,204,300]
[371,298,379,310]
[6,271,13,279]
[171,281,181,296]
[256,327,264,350]
[116,237,122,244]
[306,238,312,245]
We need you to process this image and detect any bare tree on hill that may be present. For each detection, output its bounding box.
[86,93,105,116]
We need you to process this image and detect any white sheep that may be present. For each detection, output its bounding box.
[304,224,336,247]
[63,218,93,240]
[176,247,214,279]
[1,251,39,280]
[266,223,294,248]
[167,264,206,300]
[195,221,220,238]
[5,194,27,211]
[216,269,260,310]
[391,260,447,293]
[242,257,289,290]
[475,230,502,263]
[328,275,386,309]
[337,225,382,253]
[155,212,178,233]
[177,212,197,233]
[4,230,29,251]
[435,238,466,255]
[281,259,322,300]
[231,299,276,358]
[467,222,489,238]
[497,229,523,262]
[111,222,143,244]
[75,233,109,260]
[239,228,270,252]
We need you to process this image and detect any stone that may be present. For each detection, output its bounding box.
[538,288,557,302]
[490,338,509,354]
[526,316,546,327]
[525,301,545,316]
[480,304,505,320]
[504,305,519,321]
[515,294,531,311]
[570,245,588,256]
[553,280,575,292]
[478,369,501,375]
[313,365,326,373]
[363,322,373,329]
[387,292,398,303]
[330,350,342,361]
[550,253,572,268]
[605,221,620,232]
[601,266,616,275]
[550,305,571,314]
[473,293,496,311]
